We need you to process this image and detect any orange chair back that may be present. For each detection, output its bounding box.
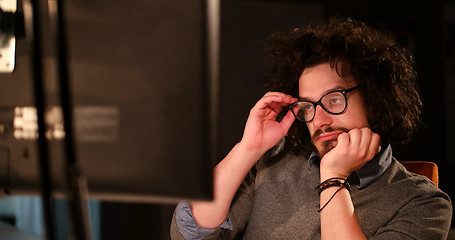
[400,161,439,187]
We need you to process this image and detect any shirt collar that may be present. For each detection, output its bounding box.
[308,144,392,189]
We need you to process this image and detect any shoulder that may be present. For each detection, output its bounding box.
[386,159,436,186]
[360,159,452,239]
[363,158,451,208]
[386,159,451,208]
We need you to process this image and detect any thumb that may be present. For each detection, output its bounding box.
[280,110,296,132]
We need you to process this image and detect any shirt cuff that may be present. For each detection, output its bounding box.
[175,201,233,240]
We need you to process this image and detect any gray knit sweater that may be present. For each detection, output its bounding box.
[171,150,452,239]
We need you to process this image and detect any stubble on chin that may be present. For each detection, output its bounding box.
[317,139,338,158]
[311,126,349,159]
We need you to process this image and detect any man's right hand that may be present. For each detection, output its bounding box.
[239,92,297,157]
[191,92,297,229]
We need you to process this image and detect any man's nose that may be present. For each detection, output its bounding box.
[312,105,332,128]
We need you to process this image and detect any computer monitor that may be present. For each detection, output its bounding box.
[0,0,217,203]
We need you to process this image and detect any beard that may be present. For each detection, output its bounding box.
[319,139,338,158]
[311,126,349,158]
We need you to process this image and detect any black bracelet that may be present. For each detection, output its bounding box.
[316,178,351,212]
[315,177,350,196]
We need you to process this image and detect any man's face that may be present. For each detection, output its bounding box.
[298,63,370,157]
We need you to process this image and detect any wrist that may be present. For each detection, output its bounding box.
[316,177,350,195]
[236,141,267,160]
[320,170,350,182]
[316,177,351,213]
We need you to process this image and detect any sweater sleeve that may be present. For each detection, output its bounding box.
[170,166,257,240]
[170,201,233,240]
[370,180,452,240]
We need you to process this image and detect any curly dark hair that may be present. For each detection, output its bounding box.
[264,17,422,154]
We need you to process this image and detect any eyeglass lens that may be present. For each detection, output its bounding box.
[292,91,347,122]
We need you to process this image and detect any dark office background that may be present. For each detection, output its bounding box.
[1,0,455,239]
[108,0,455,239]
[95,0,455,239]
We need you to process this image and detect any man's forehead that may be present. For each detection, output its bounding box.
[298,67,356,100]
[298,85,347,101]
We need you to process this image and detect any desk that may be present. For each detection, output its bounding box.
[0,221,41,240]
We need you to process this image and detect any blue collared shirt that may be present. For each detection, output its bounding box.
[175,144,393,239]
[175,201,233,240]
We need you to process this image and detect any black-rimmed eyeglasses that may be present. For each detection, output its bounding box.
[289,86,359,123]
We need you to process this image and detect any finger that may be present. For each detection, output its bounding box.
[257,94,297,118]
[255,93,295,110]
[263,92,296,102]
[347,128,361,150]
[263,91,295,98]
[358,128,373,156]
[280,109,297,131]
[336,132,350,150]
[367,132,381,159]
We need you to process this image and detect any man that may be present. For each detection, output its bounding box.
[171,17,452,239]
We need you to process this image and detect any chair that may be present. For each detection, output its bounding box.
[400,161,439,187]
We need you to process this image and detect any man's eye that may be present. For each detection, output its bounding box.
[302,104,313,111]
[329,96,343,105]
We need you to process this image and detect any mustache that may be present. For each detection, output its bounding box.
[311,126,350,142]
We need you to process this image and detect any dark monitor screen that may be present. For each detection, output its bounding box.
[0,0,216,203]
